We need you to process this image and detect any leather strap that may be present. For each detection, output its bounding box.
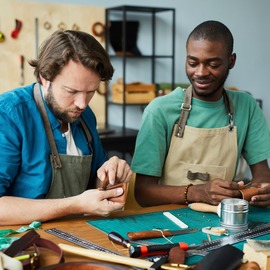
[175,86,192,138]
[187,170,210,181]
[175,86,235,137]
[4,230,64,268]
[4,230,40,257]
[33,83,62,169]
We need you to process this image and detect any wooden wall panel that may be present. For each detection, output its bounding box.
[0,0,106,126]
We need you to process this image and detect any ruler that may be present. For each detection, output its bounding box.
[188,222,270,256]
[45,228,166,264]
[45,228,121,255]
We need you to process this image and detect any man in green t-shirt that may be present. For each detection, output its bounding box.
[131,20,270,207]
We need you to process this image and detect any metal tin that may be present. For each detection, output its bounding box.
[220,198,249,233]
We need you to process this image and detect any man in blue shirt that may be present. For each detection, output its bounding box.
[0,30,132,225]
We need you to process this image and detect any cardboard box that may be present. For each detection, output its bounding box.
[112,83,156,104]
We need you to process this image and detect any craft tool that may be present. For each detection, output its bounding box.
[130,222,270,258]
[185,222,270,257]
[202,227,227,236]
[127,228,198,240]
[45,228,121,255]
[188,202,221,216]
[20,55,25,85]
[108,231,131,248]
[129,242,189,258]
[59,243,167,270]
[161,263,193,270]
[11,19,22,39]
[163,212,188,229]
[46,228,166,265]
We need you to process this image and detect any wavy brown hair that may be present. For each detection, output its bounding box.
[29,30,114,84]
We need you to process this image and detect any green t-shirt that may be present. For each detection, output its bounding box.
[131,87,270,178]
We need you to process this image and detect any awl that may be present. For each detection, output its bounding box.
[127,228,198,240]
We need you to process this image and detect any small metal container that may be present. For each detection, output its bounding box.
[220,198,249,233]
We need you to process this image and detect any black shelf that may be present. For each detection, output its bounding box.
[109,55,174,58]
[105,5,175,130]
[107,5,174,13]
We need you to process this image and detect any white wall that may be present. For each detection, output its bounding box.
[22,0,270,128]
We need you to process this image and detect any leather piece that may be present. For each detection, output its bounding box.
[106,183,127,203]
[4,230,64,270]
[240,187,259,201]
[194,244,243,270]
[39,261,128,270]
[168,246,186,264]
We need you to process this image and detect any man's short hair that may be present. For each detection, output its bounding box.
[187,20,234,56]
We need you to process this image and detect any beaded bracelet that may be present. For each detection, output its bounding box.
[184,184,193,205]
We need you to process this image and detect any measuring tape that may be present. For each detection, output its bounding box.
[188,222,270,256]
[45,228,121,255]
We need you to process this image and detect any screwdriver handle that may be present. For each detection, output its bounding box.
[129,242,188,258]
[108,232,131,248]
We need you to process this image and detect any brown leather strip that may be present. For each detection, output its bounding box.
[4,230,40,257]
[187,170,209,181]
[4,230,64,265]
[33,83,62,169]
[35,237,64,264]
[175,86,192,138]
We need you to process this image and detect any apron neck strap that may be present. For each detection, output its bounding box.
[223,90,234,131]
[175,86,192,137]
[175,86,235,138]
[33,83,62,169]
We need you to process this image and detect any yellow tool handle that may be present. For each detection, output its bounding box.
[59,243,153,269]
[188,203,219,215]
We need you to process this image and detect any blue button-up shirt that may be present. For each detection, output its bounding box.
[0,83,107,198]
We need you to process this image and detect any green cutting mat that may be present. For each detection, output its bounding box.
[87,207,270,265]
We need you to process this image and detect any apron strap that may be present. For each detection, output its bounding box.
[223,90,234,132]
[175,86,235,137]
[33,83,62,169]
[79,118,93,154]
[175,85,192,137]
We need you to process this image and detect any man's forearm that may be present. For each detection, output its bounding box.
[250,160,270,184]
[0,196,77,225]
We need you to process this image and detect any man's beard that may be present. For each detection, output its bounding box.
[45,84,81,123]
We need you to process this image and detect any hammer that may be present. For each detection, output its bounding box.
[59,243,167,269]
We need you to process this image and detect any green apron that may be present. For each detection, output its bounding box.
[33,83,93,198]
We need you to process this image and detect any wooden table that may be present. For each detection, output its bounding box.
[0,205,180,268]
[0,204,258,269]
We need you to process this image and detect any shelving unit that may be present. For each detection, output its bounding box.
[105,5,175,131]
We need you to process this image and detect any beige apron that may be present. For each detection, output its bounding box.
[33,84,93,198]
[159,86,237,186]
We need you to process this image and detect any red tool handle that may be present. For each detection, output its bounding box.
[129,242,188,258]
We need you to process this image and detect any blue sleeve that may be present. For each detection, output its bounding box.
[0,105,22,195]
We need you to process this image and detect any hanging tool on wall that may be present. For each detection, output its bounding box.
[0,19,5,43]
[20,55,25,86]
[11,19,22,39]
[92,21,105,42]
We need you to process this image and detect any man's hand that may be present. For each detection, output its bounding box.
[198,178,242,205]
[73,188,125,216]
[97,156,132,186]
[249,183,270,207]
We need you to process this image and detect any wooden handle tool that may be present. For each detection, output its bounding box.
[128,230,174,240]
[59,243,153,269]
[188,202,221,217]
